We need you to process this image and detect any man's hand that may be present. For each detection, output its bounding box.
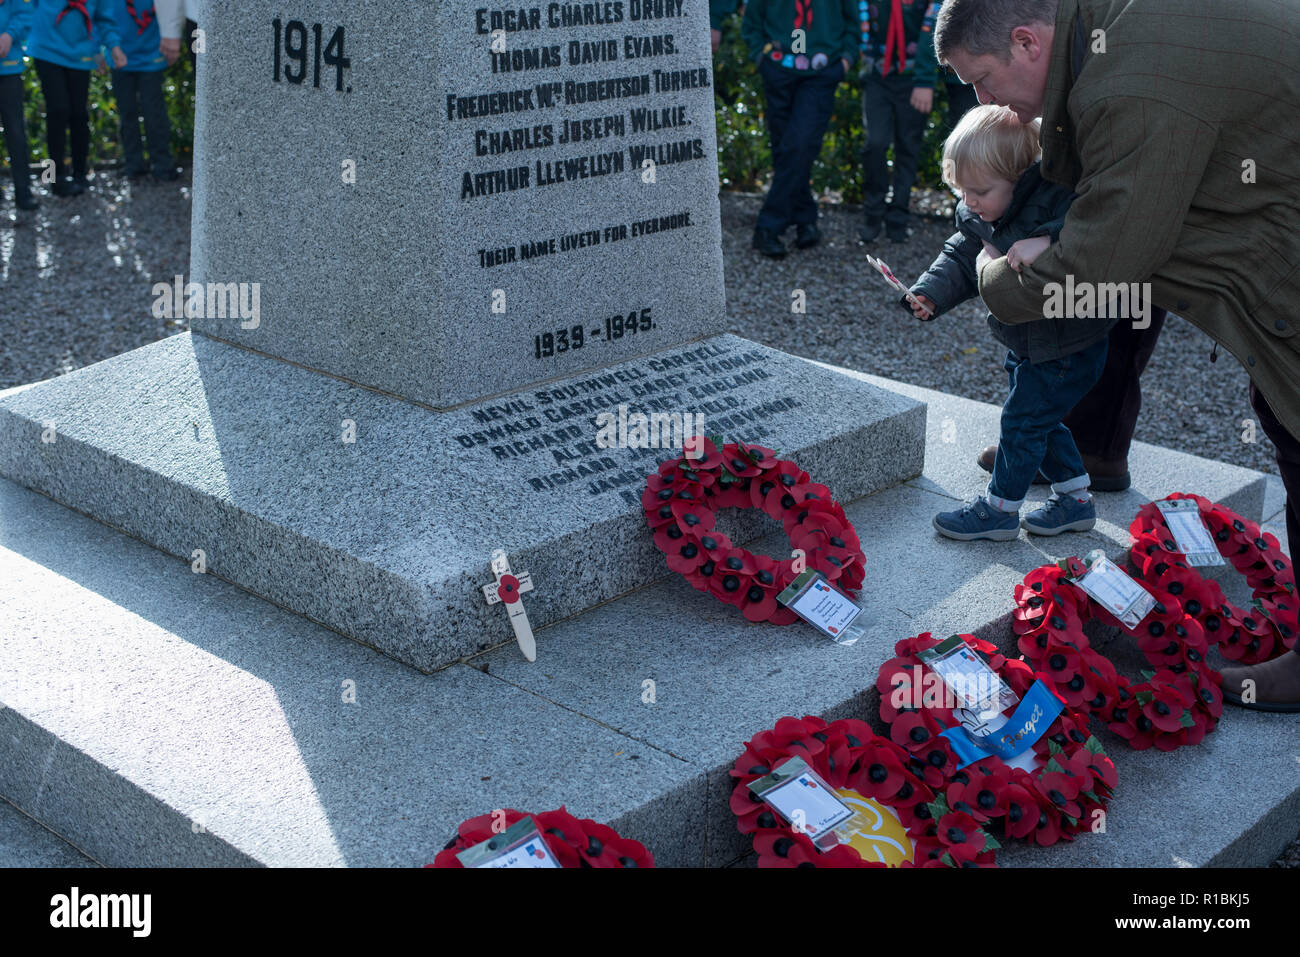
[711,28,721,53]
[161,36,181,65]
[910,86,933,113]
[910,292,936,320]
[0,33,12,59]
[111,46,127,69]
[94,54,109,75]
[976,240,1001,276]
[1006,235,1051,272]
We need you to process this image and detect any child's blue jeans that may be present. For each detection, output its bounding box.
[987,340,1110,510]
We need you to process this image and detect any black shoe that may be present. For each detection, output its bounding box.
[752,227,786,258]
[858,218,882,243]
[51,178,82,197]
[794,223,822,249]
[977,444,1048,484]
[73,175,91,192]
[886,222,910,243]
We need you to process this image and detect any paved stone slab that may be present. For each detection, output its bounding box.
[474,374,1287,866]
[0,477,705,867]
[1,369,1287,868]
[997,628,1300,868]
[0,798,98,868]
[193,0,726,407]
[0,332,923,673]
[849,369,1267,522]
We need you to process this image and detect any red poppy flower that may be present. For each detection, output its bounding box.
[1141,684,1192,734]
[936,811,987,855]
[1001,782,1041,839]
[678,436,722,470]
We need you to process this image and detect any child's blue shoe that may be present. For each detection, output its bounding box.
[933,497,1021,541]
[1021,493,1097,535]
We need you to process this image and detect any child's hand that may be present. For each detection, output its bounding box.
[111,46,128,70]
[0,33,13,59]
[161,37,181,65]
[1007,235,1051,272]
[95,54,108,75]
[910,293,936,320]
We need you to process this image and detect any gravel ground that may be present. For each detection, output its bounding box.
[1,169,191,390]
[0,171,1293,865]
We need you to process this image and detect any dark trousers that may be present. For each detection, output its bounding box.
[990,340,1109,504]
[1062,309,1168,461]
[860,71,927,228]
[0,73,32,200]
[111,69,174,174]
[756,59,843,232]
[187,19,200,75]
[1250,383,1300,557]
[942,80,979,137]
[33,59,91,179]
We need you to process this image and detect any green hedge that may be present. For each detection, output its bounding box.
[713,15,953,203]
[15,55,195,169]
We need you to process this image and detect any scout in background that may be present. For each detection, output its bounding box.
[0,0,38,209]
[26,0,125,195]
[108,0,177,180]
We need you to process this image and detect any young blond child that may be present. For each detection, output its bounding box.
[906,105,1118,542]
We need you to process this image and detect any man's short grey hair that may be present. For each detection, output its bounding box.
[934,0,1058,64]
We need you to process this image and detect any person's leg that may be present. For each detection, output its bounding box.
[1214,383,1300,709]
[1249,382,1300,553]
[187,19,200,76]
[61,67,91,182]
[34,60,71,179]
[932,351,1027,541]
[859,73,892,233]
[137,70,175,176]
[112,69,147,175]
[943,80,978,136]
[884,75,926,235]
[0,74,33,203]
[988,350,1067,512]
[1061,307,1168,488]
[785,65,841,227]
[755,60,798,234]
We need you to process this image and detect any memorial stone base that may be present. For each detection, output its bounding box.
[0,331,925,672]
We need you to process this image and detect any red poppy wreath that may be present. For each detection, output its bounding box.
[730,715,999,867]
[642,439,866,623]
[1012,550,1226,752]
[427,807,654,868]
[876,633,1117,848]
[1129,493,1297,665]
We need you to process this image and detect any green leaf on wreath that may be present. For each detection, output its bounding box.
[927,794,950,820]
[1062,813,1078,827]
[1082,790,1100,804]
[1140,669,1155,681]
[1045,757,1065,775]
[1084,735,1106,755]
[1048,739,1064,756]
[981,832,1002,853]
[1135,691,1154,706]
[941,852,956,868]
[1179,711,1195,728]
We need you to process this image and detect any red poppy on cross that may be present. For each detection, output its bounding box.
[482,549,536,661]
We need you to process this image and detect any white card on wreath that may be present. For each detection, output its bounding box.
[1156,499,1225,567]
